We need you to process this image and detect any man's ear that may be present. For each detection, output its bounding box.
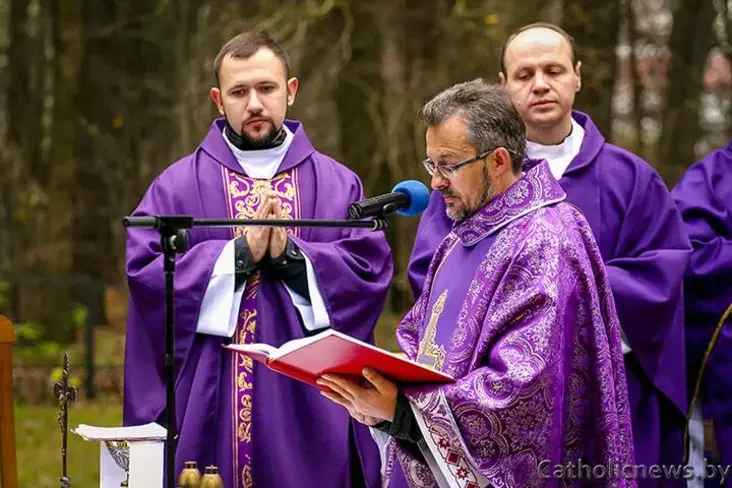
[494,148,514,176]
[210,87,225,115]
[286,77,299,106]
[498,71,507,86]
[574,61,582,92]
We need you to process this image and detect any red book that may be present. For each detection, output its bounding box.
[223,329,454,388]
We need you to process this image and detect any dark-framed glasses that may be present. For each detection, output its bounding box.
[422,148,495,179]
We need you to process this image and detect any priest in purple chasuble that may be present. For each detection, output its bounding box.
[408,24,691,484]
[123,32,393,488]
[671,142,732,480]
[318,80,635,488]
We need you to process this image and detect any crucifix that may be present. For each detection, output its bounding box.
[54,351,78,488]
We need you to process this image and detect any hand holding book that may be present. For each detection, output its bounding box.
[317,367,399,424]
[223,328,454,389]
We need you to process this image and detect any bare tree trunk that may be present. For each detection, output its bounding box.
[627,0,644,152]
[562,0,621,138]
[0,0,10,144]
[0,0,13,272]
[28,0,83,341]
[5,0,47,323]
[657,0,716,185]
[73,0,181,284]
[334,4,384,179]
[718,0,732,136]
[285,2,349,157]
[171,1,205,158]
[0,0,81,338]
[370,0,451,311]
[8,0,49,178]
[73,0,118,286]
[7,0,31,149]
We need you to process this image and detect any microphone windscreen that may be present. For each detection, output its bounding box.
[391,180,430,216]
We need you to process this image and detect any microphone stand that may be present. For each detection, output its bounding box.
[121,215,389,488]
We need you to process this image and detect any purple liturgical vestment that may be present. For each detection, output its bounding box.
[381,160,635,488]
[407,111,691,485]
[671,142,732,475]
[123,118,393,488]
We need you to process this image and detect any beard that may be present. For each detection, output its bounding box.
[443,172,495,222]
[224,110,284,150]
[239,122,279,147]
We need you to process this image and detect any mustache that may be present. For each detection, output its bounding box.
[440,189,457,198]
[242,114,274,125]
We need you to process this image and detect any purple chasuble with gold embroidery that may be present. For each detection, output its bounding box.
[123,118,393,488]
[407,112,690,485]
[671,142,732,472]
[384,160,635,488]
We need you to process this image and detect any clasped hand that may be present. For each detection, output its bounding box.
[246,193,288,263]
[317,368,398,426]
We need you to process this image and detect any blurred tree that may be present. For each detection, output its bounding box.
[73,1,189,284]
[7,0,40,169]
[372,0,434,310]
[4,0,37,274]
[334,3,384,187]
[657,0,716,184]
[0,0,9,144]
[626,0,644,152]
[43,0,83,341]
[1,0,83,340]
[0,0,13,272]
[563,0,621,138]
[4,0,729,330]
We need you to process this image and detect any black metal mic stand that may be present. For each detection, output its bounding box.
[121,215,388,488]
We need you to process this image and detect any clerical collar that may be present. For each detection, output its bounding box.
[452,161,566,246]
[526,117,585,180]
[224,121,288,150]
[222,125,295,179]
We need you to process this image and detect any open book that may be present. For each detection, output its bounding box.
[223,329,454,388]
[73,422,167,442]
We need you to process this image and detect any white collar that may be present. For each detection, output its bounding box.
[222,125,295,179]
[526,118,585,180]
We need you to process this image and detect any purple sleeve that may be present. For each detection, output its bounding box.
[671,157,732,327]
[604,170,691,413]
[672,155,732,465]
[123,177,228,426]
[291,175,393,342]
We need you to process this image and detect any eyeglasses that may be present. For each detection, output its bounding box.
[422,148,495,179]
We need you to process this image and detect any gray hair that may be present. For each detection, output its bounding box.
[419,79,526,173]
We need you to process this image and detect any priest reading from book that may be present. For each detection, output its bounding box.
[123,32,393,487]
[317,80,636,488]
[409,27,691,481]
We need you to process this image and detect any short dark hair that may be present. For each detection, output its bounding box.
[213,32,291,85]
[419,79,526,173]
[500,22,578,74]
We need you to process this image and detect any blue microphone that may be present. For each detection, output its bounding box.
[348,180,430,219]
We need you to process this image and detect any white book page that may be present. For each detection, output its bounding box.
[226,343,278,357]
[273,329,337,358]
[73,422,166,441]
